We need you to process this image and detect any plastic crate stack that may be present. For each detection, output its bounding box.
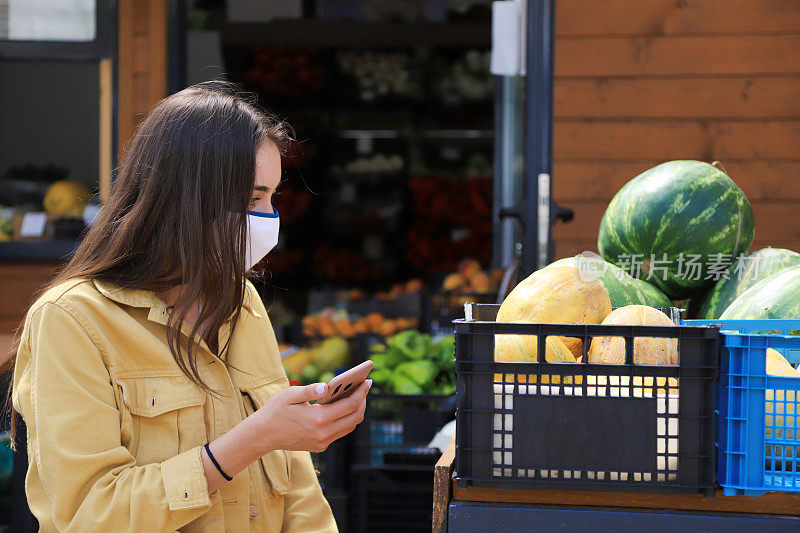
[310,436,351,531]
[350,393,454,533]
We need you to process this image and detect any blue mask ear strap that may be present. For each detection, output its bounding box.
[247,208,279,218]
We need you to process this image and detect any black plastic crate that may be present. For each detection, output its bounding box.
[430,290,497,335]
[350,467,434,533]
[353,393,455,468]
[454,303,719,495]
[311,433,352,493]
[325,490,349,533]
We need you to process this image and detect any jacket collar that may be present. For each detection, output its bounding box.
[92,279,261,320]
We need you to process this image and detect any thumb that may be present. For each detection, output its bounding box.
[284,382,328,404]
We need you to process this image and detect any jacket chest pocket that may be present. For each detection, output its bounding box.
[113,375,207,466]
[239,379,291,496]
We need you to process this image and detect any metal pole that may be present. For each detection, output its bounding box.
[168,0,187,94]
[493,76,524,269]
[523,0,555,275]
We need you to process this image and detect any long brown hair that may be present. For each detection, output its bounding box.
[3,81,292,408]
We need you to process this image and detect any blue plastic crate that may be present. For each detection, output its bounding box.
[684,319,800,496]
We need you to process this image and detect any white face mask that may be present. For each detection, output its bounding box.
[245,209,280,271]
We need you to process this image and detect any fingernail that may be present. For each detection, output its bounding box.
[367,379,373,389]
[316,383,326,395]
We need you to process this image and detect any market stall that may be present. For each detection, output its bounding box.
[2,0,800,532]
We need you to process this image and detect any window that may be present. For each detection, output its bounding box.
[0,0,112,60]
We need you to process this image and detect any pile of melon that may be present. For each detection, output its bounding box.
[494,159,799,373]
[590,160,799,322]
[495,265,679,365]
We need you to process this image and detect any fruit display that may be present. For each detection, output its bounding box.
[598,160,754,299]
[406,175,492,272]
[338,153,405,175]
[335,50,421,102]
[548,255,672,308]
[281,336,350,385]
[313,245,381,283]
[694,248,800,319]
[440,258,497,295]
[255,249,304,276]
[302,307,419,339]
[244,46,324,97]
[494,266,612,363]
[348,278,424,302]
[367,331,456,395]
[42,180,91,218]
[720,265,800,320]
[588,305,679,365]
[271,186,312,224]
[433,49,492,105]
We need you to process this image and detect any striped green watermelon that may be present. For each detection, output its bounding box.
[548,255,672,308]
[598,160,754,300]
[698,248,800,318]
[720,265,800,320]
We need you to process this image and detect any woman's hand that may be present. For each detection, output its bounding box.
[256,380,371,453]
[201,379,370,494]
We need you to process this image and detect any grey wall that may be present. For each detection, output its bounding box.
[0,60,99,186]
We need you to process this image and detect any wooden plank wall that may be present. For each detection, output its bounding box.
[551,0,800,259]
[117,0,168,162]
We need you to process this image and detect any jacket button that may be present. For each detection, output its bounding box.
[249,505,258,519]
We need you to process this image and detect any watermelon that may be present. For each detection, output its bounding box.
[698,248,800,318]
[682,293,708,320]
[548,255,672,308]
[598,161,754,300]
[720,265,800,320]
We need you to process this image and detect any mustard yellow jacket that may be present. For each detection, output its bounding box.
[12,278,337,532]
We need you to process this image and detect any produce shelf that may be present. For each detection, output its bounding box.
[221,20,490,48]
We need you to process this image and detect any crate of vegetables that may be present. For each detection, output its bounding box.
[354,330,457,467]
[453,265,720,495]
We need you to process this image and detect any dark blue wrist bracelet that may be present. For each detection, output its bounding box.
[204,443,233,481]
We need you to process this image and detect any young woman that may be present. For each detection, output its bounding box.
[5,82,367,531]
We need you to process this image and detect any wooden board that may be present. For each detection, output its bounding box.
[553,120,800,160]
[117,0,168,162]
[555,35,800,77]
[553,160,800,202]
[549,2,800,261]
[0,262,61,335]
[554,77,800,119]
[433,437,456,533]
[555,0,800,36]
[453,484,800,517]
[436,435,800,518]
[99,58,113,204]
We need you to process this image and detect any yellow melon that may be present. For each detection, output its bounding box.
[43,180,91,218]
[588,305,678,365]
[765,349,800,439]
[494,266,612,363]
[495,333,576,363]
[766,348,800,377]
